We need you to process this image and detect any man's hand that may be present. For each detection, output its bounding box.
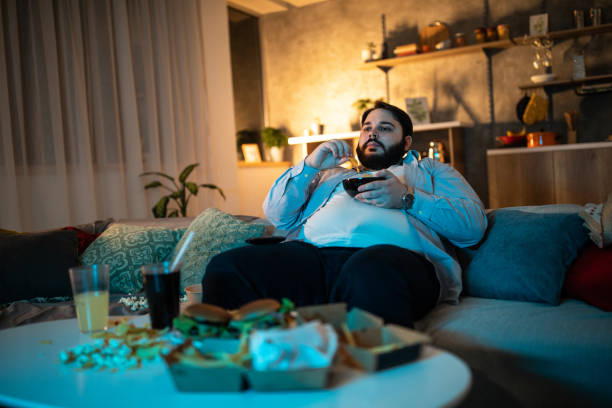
[354,169,414,209]
[305,140,352,170]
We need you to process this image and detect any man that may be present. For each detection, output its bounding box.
[203,102,486,327]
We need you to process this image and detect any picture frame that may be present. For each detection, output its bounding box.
[529,13,548,36]
[241,143,262,163]
[405,97,431,125]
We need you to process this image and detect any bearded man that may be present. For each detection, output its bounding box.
[202,101,487,327]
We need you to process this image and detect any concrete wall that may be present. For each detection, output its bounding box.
[259,0,612,205]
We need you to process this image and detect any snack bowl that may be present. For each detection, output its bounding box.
[342,175,385,198]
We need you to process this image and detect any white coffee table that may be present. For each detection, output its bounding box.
[0,316,471,408]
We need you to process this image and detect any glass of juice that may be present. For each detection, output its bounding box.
[68,264,110,334]
[141,262,180,329]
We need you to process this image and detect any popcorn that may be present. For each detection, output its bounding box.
[118,295,188,313]
[58,322,173,372]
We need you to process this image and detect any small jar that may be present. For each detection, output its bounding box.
[497,24,510,40]
[474,27,486,43]
[486,26,498,41]
[454,32,466,47]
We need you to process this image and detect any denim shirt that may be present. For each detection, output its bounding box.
[262,151,487,303]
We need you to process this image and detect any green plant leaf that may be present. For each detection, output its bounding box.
[185,182,198,195]
[261,127,288,148]
[152,196,169,218]
[178,163,199,183]
[170,191,182,199]
[140,171,175,183]
[167,209,179,218]
[200,184,226,200]
[144,181,163,189]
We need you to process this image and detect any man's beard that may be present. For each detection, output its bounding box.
[356,139,406,170]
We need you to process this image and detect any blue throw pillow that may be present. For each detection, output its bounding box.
[463,209,589,305]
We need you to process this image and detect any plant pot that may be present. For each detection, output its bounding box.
[269,146,285,162]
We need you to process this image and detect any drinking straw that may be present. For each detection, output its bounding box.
[170,231,194,272]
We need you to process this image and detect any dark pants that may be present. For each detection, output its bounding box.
[201,241,440,328]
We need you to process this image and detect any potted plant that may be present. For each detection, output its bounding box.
[261,127,288,162]
[140,163,225,218]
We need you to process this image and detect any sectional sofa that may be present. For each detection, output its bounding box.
[1,205,611,407]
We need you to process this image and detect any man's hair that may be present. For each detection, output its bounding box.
[361,101,413,137]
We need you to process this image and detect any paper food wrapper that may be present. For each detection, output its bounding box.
[249,321,338,371]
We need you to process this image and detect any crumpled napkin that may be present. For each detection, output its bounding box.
[249,321,338,371]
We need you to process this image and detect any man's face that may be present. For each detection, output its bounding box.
[356,108,412,170]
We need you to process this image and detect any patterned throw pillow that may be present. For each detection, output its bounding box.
[81,224,185,294]
[174,208,265,291]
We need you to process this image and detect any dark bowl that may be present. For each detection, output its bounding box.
[342,176,385,198]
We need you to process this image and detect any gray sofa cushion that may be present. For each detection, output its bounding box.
[416,297,612,407]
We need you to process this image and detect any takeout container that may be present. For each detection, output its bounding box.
[165,303,430,392]
[166,364,246,392]
[246,367,329,391]
[297,303,430,372]
[164,338,245,392]
[164,326,332,392]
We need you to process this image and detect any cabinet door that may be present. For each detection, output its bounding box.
[487,150,555,208]
[553,147,612,205]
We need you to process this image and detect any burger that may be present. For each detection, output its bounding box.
[173,298,296,339]
[174,303,235,338]
[229,298,297,333]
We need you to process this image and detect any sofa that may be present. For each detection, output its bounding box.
[1,205,611,408]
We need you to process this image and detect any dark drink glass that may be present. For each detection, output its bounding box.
[141,262,180,329]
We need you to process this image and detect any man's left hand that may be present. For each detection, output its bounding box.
[354,170,413,209]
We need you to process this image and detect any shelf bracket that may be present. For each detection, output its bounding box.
[483,49,495,141]
[376,65,393,102]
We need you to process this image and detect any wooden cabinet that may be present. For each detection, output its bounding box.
[487,142,612,208]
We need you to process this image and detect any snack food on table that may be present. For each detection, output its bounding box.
[173,298,297,339]
[58,321,176,371]
[164,338,251,369]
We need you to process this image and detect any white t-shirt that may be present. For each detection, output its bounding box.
[300,165,463,300]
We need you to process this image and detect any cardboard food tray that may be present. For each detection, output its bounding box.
[165,303,430,391]
[299,303,430,372]
[246,367,329,391]
[344,324,429,372]
[167,363,246,392]
[165,337,246,392]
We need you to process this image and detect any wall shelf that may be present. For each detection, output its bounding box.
[518,74,612,91]
[288,121,471,175]
[287,121,471,145]
[359,23,612,70]
[359,40,513,69]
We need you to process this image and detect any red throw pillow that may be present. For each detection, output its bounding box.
[563,243,612,311]
[60,227,101,256]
